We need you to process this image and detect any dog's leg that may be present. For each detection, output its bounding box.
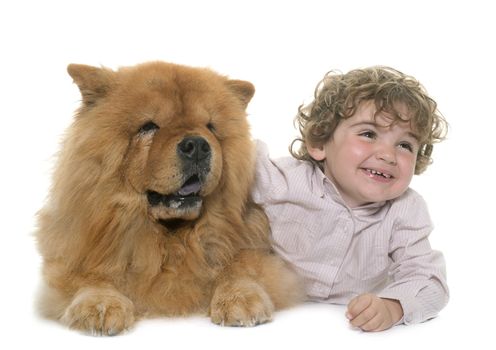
[209,276,274,326]
[61,286,135,336]
[209,249,304,326]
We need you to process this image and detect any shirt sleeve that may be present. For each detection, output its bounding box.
[377,192,449,325]
[251,140,284,206]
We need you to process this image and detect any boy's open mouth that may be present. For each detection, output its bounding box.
[363,168,394,179]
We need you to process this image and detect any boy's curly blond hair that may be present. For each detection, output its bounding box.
[290,66,448,174]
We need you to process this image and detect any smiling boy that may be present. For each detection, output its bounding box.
[309,100,418,208]
[252,67,449,331]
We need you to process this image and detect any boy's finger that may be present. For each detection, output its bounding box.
[348,295,359,309]
[347,294,373,317]
[359,313,385,332]
[350,306,378,328]
[346,297,358,319]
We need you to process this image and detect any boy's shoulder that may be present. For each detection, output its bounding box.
[255,140,313,173]
[394,187,427,205]
[390,188,431,224]
[254,140,318,198]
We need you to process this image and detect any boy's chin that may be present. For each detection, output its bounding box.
[363,190,408,204]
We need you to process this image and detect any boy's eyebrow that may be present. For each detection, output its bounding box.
[350,121,379,128]
[350,121,420,141]
[407,132,420,141]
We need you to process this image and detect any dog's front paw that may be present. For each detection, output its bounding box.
[62,287,135,336]
[209,278,274,327]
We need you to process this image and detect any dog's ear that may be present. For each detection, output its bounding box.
[67,64,116,107]
[225,80,255,109]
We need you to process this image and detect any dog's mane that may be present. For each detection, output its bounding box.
[37,108,262,288]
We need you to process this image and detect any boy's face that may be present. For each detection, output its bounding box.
[308,100,419,208]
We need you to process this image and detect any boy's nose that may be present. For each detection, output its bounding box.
[376,145,397,165]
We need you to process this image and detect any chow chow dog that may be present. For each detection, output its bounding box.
[36,62,303,335]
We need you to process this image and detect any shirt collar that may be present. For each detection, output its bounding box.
[311,165,387,216]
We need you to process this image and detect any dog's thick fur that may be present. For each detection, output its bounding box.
[36,62,303,335]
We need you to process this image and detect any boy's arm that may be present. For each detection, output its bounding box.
[377,194,449,325]
[250,140,281,205]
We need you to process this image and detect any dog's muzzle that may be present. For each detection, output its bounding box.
[146,136,211,211]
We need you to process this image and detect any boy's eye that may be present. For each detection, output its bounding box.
[398,142,413,152]
[359,131,376,139]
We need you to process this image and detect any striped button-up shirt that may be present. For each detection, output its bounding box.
[251,141,449,325]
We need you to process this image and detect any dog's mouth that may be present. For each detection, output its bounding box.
[146,174,203,209]
[146,174,206,230]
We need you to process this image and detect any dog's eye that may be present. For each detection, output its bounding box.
[138,121,159,134]
[206,122,216,133]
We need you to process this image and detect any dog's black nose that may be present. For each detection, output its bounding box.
[177,136,211,161]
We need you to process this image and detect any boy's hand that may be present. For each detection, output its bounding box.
[346,293,403,332]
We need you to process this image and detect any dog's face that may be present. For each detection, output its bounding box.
[67,62,254,228]
[129,109,223,225]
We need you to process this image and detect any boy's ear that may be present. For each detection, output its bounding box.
[225,79,255,109]
[307,143,326,161]
[67,64,116,106]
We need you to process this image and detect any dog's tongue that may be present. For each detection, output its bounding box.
[177,178,201,196]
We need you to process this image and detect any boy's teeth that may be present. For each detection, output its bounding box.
[367,169,391,178]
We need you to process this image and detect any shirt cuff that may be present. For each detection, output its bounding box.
[378,290,423,325]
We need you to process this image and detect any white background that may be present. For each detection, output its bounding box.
[1,0,494,348]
